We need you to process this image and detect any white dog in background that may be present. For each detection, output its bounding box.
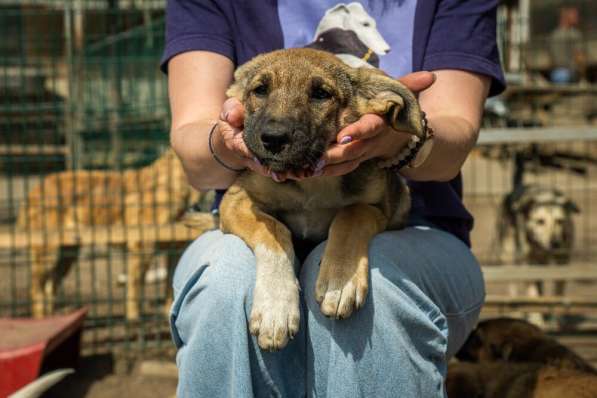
[312,2,390,68]
[496,185,579,326]
[497,185,579,267]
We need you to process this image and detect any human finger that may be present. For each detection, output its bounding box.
[318,157,363,177]
[220,97,245,127]
[397,71,436,93]
[336,114,385,144]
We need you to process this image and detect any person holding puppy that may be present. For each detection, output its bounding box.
[163,1,505,397]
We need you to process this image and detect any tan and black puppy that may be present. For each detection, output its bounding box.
[218,48,425,350]
[446,361,597,398]
[456,317,596,374]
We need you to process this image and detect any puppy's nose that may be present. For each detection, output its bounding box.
[261,131,290,154]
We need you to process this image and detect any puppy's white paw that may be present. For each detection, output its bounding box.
[249,278,300,351]
[315,256,368,319]
[250,245,301,351]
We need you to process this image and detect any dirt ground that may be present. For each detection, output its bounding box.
[44,354,177,398]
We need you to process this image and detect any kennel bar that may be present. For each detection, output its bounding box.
[478,126,597,144]
[0,222,211,249]
[482,265,597,282]
[483,295,597,317]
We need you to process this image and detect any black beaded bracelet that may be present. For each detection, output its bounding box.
[208,123,246,172]
[377,112,433,172]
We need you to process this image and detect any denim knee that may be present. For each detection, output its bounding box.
[170,231,257,348]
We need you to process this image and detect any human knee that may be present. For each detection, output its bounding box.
[174,231,256,294]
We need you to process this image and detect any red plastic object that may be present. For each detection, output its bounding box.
[0,308,87,397]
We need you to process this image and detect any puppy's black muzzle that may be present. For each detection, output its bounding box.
[260,129,291,154]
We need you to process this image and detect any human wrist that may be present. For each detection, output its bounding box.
[209,123,247,172]
[378,112,434,171]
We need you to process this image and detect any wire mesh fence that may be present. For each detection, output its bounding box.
[1,0,596,359]
[0,0,210,355]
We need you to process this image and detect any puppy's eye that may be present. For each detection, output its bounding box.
[362,21,371,27]
[311,87,333,101]
[536,219,546,226]
[252,84,269,97]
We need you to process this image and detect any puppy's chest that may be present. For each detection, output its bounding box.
[275,179,347,240]
[246,176,362,240]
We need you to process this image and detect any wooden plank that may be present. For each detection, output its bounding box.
[0,145,68,156]
[0,222,213,248]
[482,265,597,282]
[504,85,597,95]
[483,295,597,316]
[478,126,597,144]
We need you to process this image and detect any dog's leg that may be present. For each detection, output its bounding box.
[525,281,546,327]
[126,241,153,320]
[316,204,388,319]
[220,185,300,351]
[31,246,57,318]
[44,244,79,314]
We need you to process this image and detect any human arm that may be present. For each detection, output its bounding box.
[168,51,275,190]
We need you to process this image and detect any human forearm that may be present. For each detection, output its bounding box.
[168,51,247,190]
[400,69,490,182]
[170,121,242,190]
[399,114,478,182]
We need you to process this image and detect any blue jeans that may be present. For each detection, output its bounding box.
[170,226,485,397]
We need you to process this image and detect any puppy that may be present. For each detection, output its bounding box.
[218,48,426,350]
[446,361,597,398]
[456,317,596,374]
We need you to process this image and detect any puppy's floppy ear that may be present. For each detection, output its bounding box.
[226,54,269,101]
[351,68,425,138]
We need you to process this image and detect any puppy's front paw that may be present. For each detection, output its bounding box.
[315,255,368,319]
[250,279,300,351]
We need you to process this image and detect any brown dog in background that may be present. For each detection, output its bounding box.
[446,361,597,398]
[19,149,201,320]
[217,48,426,350]
[456,317,596,374]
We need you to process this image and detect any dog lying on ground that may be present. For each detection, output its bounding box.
[18,149,201,320]
[217,48,425,350]
[456,317,596,374]
[446,361,597,398]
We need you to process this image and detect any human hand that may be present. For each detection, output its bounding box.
[215,98,274,177]
[315,71,436,178]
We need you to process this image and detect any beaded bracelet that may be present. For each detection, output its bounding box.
[208,123,246,172]
[377,112,434,171]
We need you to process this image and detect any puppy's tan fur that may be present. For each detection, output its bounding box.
[18,149,200,319]
[219,48,425,350]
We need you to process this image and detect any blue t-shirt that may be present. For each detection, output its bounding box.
[161,0,506,246]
